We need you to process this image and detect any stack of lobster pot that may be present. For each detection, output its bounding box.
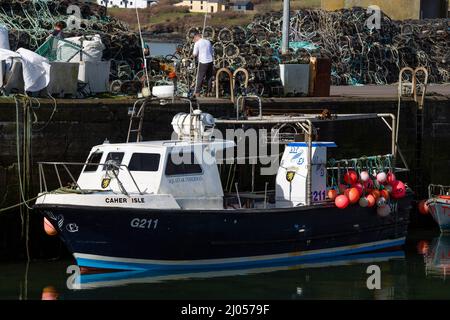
[176,7,449,97]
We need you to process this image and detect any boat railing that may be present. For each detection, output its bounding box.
[235,95,262,120]
[37,161,144,195]
[326,154,409,174]
[428,184,450,198]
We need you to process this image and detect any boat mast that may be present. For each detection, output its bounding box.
[281,0,290,55]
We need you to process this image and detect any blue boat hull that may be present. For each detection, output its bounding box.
[36,195,412,271]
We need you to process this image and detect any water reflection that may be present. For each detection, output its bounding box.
[423,235,450,280]
[3,232,449,300]
[72,251,405,291]
[37,251,406,300]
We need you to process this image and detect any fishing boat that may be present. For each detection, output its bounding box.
[34,98,413,271]
[426,184,450,233]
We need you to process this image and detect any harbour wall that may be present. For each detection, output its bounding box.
[0,95,448,260]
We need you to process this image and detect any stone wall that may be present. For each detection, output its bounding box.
[0,96,448,259]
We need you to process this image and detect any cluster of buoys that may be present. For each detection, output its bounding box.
[328,170,407,217]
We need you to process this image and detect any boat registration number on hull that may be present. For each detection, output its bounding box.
[130,218,159,230]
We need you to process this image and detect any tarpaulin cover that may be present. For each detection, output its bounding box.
[0,48,50,92]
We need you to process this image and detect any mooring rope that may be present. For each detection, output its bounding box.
[0,194,46,213]
[14,94,32,261]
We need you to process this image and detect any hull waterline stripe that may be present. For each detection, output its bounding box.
[76,251,405,289]
[74,237,406,270]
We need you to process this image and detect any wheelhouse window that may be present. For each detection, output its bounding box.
[128,153,161,171]
[83,152,103,172]
[165,152,202,176]
[102,152,125,170]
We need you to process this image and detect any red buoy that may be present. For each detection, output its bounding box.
[344,170,358,185]
[418,200,429,215]
[352,183,363,196]
[363,179,374,190]
[339,184,348,194]
[386,172,396,185]
[391,180,406,199]
[335,195,350,209]
[344,188,351,198]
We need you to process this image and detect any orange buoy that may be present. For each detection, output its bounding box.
[391,180,406,199]
[371,189,381,200]
[366,194,376,207]
[327,189,338,201]
[418,200,429,215]
[348,187,360,204]
[359,197,369,207]
[44,217,57,236]
[344,170,358,185]
[380,189,390,200]
[335,195,350,209]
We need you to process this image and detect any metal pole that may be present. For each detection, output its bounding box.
[281,0,290,55]
[306,120,313,206]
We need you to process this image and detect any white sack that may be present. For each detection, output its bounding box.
[57,34,105,62]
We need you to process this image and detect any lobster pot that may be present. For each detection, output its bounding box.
[0,25,9,50]
[276,142,337,207]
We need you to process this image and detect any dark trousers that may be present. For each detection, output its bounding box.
[195,62,214,94]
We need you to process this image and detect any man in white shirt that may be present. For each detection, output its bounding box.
[193,33,214,97]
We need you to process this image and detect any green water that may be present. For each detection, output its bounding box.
[1,229,449,300]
